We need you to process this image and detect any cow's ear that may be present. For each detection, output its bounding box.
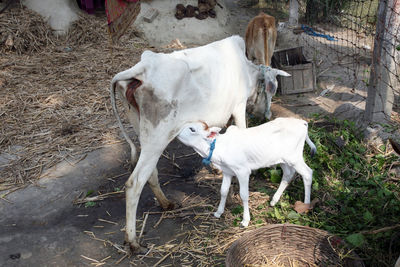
[275,69,291,77]
[266,81,277,95]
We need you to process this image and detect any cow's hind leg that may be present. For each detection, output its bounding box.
[148,168,174,210]
[124,147,165,253]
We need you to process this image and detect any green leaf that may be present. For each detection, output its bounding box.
[84,201,96,208]
[270,169,282,183]
[363,211,373,222]
[231,205,243,215]
[346,233,365,247]
[274,207,284,220]
[397,45,400,51]
[288,211,300,220]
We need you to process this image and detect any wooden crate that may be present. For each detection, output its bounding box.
[272,47,316,95]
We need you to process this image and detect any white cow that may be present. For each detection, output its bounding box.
[110,35,290,252]
[177,118,316,227]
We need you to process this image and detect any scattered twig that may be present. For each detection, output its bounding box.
[153,251,173,267]
[74,191,124,204]
[153,213,165,229]
[115,253,128,265]
[360,224,400,235]
[80,255,100,263]
[139,213,149,240]
[98,218,118,225]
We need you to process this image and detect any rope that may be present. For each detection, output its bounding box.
[202,139,216,165]
[256,64,270,97]
[301,25,336,41]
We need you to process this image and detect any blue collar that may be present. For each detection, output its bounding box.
[202,139,216,165]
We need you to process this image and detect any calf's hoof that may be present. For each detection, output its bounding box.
[240,220,249,228]
[214,211,222,218]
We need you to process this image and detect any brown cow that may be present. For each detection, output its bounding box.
[245,12,277,66]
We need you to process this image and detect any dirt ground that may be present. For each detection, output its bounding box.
[0,1,398,267]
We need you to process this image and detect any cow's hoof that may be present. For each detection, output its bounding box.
[124,241,148,255]
[161,201,175,211]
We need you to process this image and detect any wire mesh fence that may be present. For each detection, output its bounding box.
[277,0,399,122]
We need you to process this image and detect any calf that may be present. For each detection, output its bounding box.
[110,35,290,252]
[177,118,316,227]
[245,12,278,119]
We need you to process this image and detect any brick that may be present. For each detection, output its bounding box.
[143,8,159,23]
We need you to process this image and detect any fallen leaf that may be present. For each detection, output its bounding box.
[294,198,319,213]
[164,39,186,50]
[5,35,13,47]
[294,201,310,213]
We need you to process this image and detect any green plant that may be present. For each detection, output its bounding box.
[250,116,400,266]
[84,201,96,208]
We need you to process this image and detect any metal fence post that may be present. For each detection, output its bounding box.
[289,0,299,27]
[365,0,400,123]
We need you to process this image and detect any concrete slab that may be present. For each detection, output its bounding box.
[0,143,129,228]
[135,0,234,46]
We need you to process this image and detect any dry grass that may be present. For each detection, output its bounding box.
[0,5,147,190]
[78,168,353,266]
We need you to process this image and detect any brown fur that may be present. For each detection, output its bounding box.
[126,79,142,115]
[200,121,209,130]
[245,12,277,66]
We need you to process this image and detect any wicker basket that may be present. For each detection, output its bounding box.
[225,224,365,267]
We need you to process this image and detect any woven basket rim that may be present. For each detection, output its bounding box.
[225,223,365,267]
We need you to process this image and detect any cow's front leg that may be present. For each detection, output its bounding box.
[125,150,163,254]
[232,102,247,128]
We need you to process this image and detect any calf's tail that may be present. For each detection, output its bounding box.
[306,134,317,157]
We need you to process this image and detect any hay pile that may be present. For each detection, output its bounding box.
[0,5,147,191]
[0,5,54,54]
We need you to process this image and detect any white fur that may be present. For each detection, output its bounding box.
[178,118,316,227]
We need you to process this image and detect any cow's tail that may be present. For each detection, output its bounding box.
[110,63,145,158]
